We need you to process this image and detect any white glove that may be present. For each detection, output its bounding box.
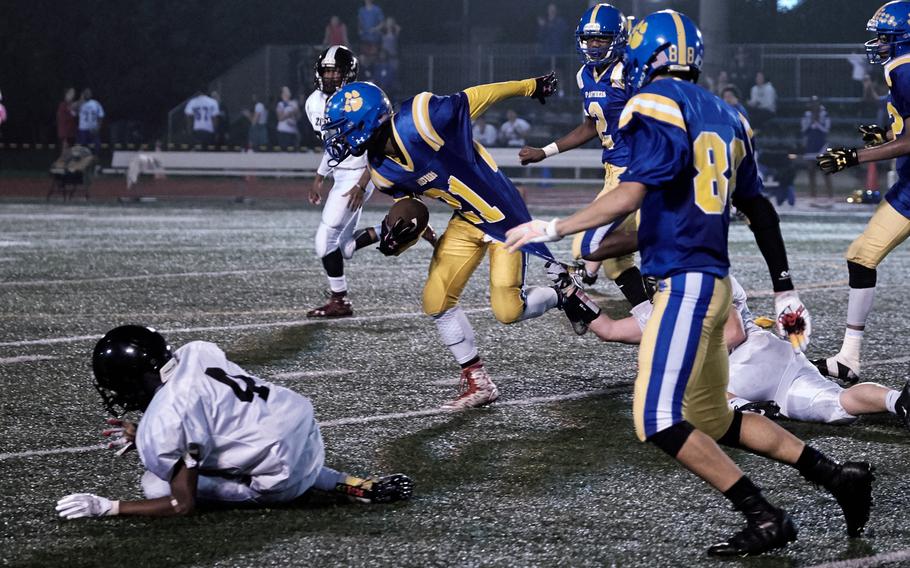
[774,290,811,353]
[56,493,119,519]
[504,218,561,252]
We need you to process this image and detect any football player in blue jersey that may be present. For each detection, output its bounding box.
[815,0,910,382]
[322,74,565,408]
[519,3,649,308]
[507,10,874,556]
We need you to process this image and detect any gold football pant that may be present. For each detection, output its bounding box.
[422,214,527,324]
[633,273,733,442]
[571,163,638,279]
[845,200,910,269]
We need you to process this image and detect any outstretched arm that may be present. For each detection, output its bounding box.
[463,72,557,119]
[589,313,644,344]
[519,118,598,165]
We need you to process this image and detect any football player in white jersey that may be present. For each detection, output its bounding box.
[55,326,413,519]
[304,45,379,318]
[560,277,910,427]
[184,90,220,148]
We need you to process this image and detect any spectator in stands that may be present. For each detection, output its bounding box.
[730,46,754,94]
[369,50,398,101]
[275,86,300,150]
[76,88,104,155]
[472,115,498,146]
[862,74,888,123]
[712,70,734,96]
[56,87,77,152]
[722,86,748,120]
[499,109,530,147]
[323,15,349,47]
[211,91,230,148]
[243,94,269,150]
[380,17,401,60]
[358,0,384,56]
[802,96,833,200]
[537,3,569,56]
[184,89,220,149]
[747,71,777,130]
[847,51,870,92]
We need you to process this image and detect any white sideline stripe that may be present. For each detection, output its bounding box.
[864,356,910,368]
[0,268,300,287]
[0,388,619,462]
[0,355,57,364]
[272,369,354,380]
[0,308,492,348]
[806,549,910,568]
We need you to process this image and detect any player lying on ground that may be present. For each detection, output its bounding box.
[814,0,910,382]
[505,10,872,557]
[321,73,566,408]
[562,274,910,427]
[55,326,413,519]
[519,3,649,308]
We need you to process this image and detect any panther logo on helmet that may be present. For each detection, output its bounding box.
[344,91,363,112]
[629,21,647,50]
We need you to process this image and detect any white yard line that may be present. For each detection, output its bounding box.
[0,388,619,462]
[806,550,910,568]
[271,369,354,380]
[0,355,57,364]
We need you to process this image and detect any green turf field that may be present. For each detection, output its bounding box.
[0,200,908,567]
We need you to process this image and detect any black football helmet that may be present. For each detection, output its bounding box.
[314,45,358,94]
[92,325,173,415]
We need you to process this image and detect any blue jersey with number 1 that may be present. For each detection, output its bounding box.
[617,78,763,280]
[577,62,630,167]
[368,91,553,260]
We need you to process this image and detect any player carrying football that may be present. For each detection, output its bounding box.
[321,73,564,408]
[55,326,413,518]
[519,3,649,307]
[815,0,910,382]
[506,10,873,556]
[304,46,375,318]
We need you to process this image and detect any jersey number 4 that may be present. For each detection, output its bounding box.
[205,367,270,402]
[693,131,746,215]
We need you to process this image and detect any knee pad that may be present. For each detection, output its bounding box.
[716,410,744,449]
[141,470,171,499]
[314,223,343,258]
[847,260,877,289]
[646,421,695,458]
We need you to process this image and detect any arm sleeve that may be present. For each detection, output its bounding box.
[316,152,332,177]
[731,191,794,292]
[462,79,537,120]
[617,114,689,188]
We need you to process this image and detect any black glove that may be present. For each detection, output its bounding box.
[378,217,419,256]
[532,71,558,105]
[817,147,859,174]
[737,400,782,419]
[562,286,601,336]
[859,124,888,148]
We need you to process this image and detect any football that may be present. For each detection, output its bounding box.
[386,198,429,236]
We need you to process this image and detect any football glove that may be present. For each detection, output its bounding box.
[532,71,558,105]
[56,493,118,519]
[859,124,888,148]
[774,290,811,353]
[562,286,602,336]
[817,147,859,174]
[545,261,574,290]
[736,400,782,419]
[335,474,414,504]
[504,218,561,252]
[102,418,136,456]
[378,217,420,256]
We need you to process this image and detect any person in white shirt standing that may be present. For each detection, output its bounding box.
[184,90,220,149]
[276,86,301,150]
[304,45,377,317]
[472,115,498,146]
[55,325,413,519]
[499,109,531,147]
[76,88,104,155]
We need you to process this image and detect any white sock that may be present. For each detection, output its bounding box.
[433,307,478,365]
[518,286,559,321]
[885,390,900,414]
[328,276,347,294]
[839,328,863,364]
[846,286,876,328]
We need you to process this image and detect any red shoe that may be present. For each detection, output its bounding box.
[442,362,499,409]
[306,292,353,318]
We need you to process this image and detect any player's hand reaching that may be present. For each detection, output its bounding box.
[344,183,366,211]
[504,218,562,253]
[531,71,558,105]
[519,145,547,165]
[378,217,419,256]
[56,493,118,519]
[308,177,324,205]
[817,147,859,174]
[859,124,888,148]
[774,290,812,353]
[102,418,136,456]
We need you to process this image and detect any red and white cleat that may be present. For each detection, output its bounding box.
[442,362,500,409]
[306,292,353,318]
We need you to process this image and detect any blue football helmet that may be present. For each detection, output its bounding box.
[624,10,704,93]
[322,82,392,164]
[866,1,910,64]
[575,3,628,68]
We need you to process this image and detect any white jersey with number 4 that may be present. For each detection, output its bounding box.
[136,341,325,500]
[305,90,368,173]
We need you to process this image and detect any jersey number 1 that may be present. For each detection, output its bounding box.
[205,367,270,402]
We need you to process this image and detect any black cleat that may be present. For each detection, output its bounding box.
[707,505,797,557]
[337,474,414,504]
[895,380,910,430]
[812,356,860,385]
[825,462,875,537]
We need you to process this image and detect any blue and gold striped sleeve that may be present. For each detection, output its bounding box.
[618,93,690,188]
